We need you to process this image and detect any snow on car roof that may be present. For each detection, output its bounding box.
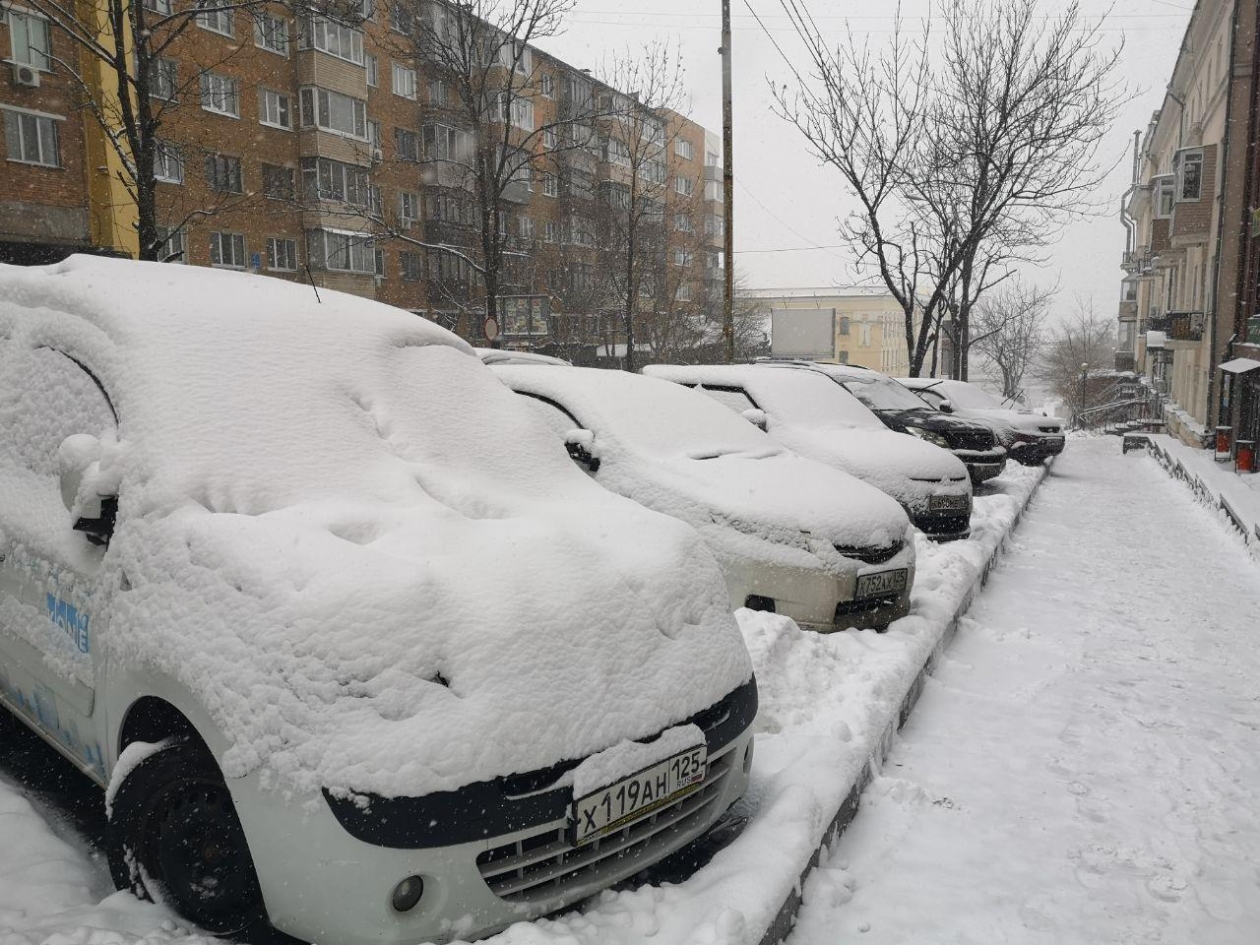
[644,363,884,430]
[492,365,779,458]
[0,257,752,799]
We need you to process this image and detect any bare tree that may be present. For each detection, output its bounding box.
[1039,298,1114,422]
[972,281,1052,400]
[381,0,618,337]
[772,0,1125,376]
[594,41,687,371]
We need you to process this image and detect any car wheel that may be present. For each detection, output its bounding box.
[106,740,266,935]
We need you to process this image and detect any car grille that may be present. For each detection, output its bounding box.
[947,428,996,451]
[476,748,738,905]
[833,539,904,565]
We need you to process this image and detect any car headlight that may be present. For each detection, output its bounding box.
[905,426,951,448]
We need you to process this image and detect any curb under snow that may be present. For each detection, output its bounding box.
[474,460,1051,945]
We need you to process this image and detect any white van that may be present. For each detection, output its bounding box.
[0,257,756,944]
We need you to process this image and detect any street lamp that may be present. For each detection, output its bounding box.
[1079,362,1089,429]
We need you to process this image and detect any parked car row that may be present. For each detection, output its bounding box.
[0,258,1063,945]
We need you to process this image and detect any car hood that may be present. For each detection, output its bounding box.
[602,448,910,553]
[109,494,751,801]
[960,407,1063,434]
[873,408,988,435]
[767,425,971,504]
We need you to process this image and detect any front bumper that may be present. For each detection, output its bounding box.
[723,547,915,632]
[1010,435,1065,465]
[910,508,972,542]
[955,449,1008,484]
[228,682,757,945]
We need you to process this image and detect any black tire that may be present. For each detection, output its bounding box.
[107,740,266,935]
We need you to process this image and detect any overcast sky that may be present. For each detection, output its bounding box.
[536,0,1194,322]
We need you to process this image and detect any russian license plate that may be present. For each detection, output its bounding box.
[855,568,909,600]
[929,493,970,512]
[571,745,708,846]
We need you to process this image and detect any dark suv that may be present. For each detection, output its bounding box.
[754,362,1008,485]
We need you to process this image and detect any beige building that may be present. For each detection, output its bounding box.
[1118,0,1242,446]
[755,287,912,375]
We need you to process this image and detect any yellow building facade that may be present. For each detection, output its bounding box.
[754,287,912,375]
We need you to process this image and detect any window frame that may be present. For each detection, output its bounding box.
[391,61,417,99]
[2,106,60,167]
[200,71,241,118]
[258,87,292,130]
[209,231,247,269]
[196,3,234,38]
[7,9,52,71]
[153,140,184,183]
[266,236,298,271]
[255,13,289,56]
[1176,149,1204,203]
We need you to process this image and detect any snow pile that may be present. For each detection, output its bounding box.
[643,365,971,507]
[492,366,912,566]
[0,257,752,800]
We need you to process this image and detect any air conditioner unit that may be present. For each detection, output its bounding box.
[13,64,40,88]
[370,147,383,162]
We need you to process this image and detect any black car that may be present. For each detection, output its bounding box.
[754,362,1008,485]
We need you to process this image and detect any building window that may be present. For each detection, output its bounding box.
[1155,177,1174,219]
[389,2,414,35]
[539,172,557,197]
[400,251,423,281]
[705,213,724,237]
[541,73,554,98]
[392,62,417,99]
[672,248,692,267]
[301,156,370,206]
[3,108,60,167]
[422,124,472,163]
[543,127,557,150]
[196,2,234,37]
[509,97,534,131]
[298,17,364,65]
[200,72,240,117]
[258,88,292,129]
[399,191,419,227]
[544,220,558,243]
[262,163,294,200]
[309,229,376,273]
[395,127,419,162]
[154,225,185,262]
[205,153,243,194]
[606,136,630,167]
[367,119,382,150]
[839,316,850,336]
[518,215,535,239]
[366,54,378,87]
[148,58,178,101]
[299,87,367,139]
[674,176,694,197]
[153,140,183,183]
[674,213,693,233]
[255,14,289,55]
[676,283,693,302]
[143,0,173,14]
[429,78,450,106]
[674,138,694,160]
[210,231,246,268]
[1177,149,1203,202]
[266,237,297,271]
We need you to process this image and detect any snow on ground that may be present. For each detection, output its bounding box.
[0,462,1044,945]
[789,435,1260,944]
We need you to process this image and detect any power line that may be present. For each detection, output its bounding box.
[736,244,847,254]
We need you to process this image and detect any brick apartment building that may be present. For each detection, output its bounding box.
[0,0,724,353]
[1116,0,1259,449]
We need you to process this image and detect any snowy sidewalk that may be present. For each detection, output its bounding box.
[788,436,1260,944]
[1143,433,1260,552]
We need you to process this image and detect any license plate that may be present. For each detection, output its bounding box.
[929,493,970,511]
[855,568,909,600]
[571,745,707,846]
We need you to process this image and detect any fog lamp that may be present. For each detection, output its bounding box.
[391,875,425,913]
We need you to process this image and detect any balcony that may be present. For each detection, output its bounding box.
[423,219,476,247]
[1167,311,1205,343]
[1146,313,1171,333]
[1118,299,1138,321]
[1122,246,1152,274]
[1114,351,1136,372]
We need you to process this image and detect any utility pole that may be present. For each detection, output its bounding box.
[721,0,735,363]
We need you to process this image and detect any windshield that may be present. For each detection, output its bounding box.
[751,371,884,430]
[840,375,933,411]
[941,383,1004,410]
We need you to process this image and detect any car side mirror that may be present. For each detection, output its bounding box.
[57,434,117,546]
[938,399,954,414]
[564,429,601,472]
[741,408,768,431]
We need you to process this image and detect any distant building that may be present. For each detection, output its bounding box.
[753,287,912,375]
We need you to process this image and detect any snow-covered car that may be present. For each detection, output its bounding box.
[753,362,1008,485]
[491,365,917,632]
[474,347,572,367]
[642,365,974,541]
[896,377,1066,466]
[0,257,757,945]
